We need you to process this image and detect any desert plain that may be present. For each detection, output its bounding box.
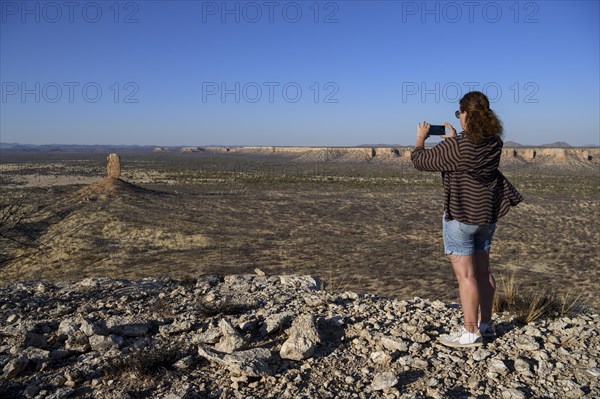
[1,145,598,310]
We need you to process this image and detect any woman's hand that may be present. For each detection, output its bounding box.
[415,121,430,148]
[442,122,457,139]
[417,121,430,141]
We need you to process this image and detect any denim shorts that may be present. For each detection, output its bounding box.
[442,211,496,256]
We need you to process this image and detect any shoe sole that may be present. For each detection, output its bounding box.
[437,337,483,348]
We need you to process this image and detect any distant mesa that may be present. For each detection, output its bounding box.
[1,142,598,167]
[538,141,572,148]
[505,141,580,148]
[502,147,595,162]
[201,145,595,165]
[2,142,599,153]
[154,146,206,153]
[179,146,205,153]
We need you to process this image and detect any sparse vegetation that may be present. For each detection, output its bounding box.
[196,297,259,317]
[323,263,355,293]
[105,345,188,389]
[0,192,43,265]
[0,150,598,311]
[493,270,584,323]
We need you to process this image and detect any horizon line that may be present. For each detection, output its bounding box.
[1,141,599,149]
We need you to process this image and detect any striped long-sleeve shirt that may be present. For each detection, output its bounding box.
[411,134,523,225]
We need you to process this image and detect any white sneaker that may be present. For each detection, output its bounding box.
[479,322,495,338]
[438,327,483,348]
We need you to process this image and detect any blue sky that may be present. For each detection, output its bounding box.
[1,0,599,146]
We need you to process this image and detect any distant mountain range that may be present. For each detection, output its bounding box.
[0,142,156,152]
[503,141,581,148]
[1,141,598,152]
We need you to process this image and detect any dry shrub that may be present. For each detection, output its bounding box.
[106,345,186,385]
[493,270,583,323]
[197,297,257,317]
[324,264,353,293]
[178,275,197,287]
[560,332,579,349]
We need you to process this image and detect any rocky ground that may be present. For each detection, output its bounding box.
[1,272,599,399]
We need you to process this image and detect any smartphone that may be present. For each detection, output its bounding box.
[429,125,445,135]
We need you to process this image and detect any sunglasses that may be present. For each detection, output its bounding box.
[455,110,461,119]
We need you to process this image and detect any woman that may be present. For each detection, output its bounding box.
[411,91,523,348]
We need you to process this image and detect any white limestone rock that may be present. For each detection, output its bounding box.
[280,314,321,361]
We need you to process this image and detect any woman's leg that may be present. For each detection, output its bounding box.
[448,254,479,333]
[474,251,495,323]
